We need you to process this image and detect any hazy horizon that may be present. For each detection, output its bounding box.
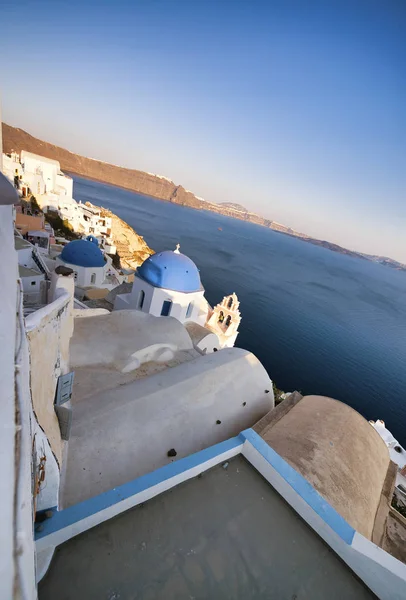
[1,0,405,261]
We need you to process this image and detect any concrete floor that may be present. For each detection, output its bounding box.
[40,457,376,600]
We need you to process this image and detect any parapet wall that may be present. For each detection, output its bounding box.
[26,275,74,465]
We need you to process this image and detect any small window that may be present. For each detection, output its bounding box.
[91,273,96,284]
[161,300,172,316]
[31,281,36,286]
[137,290,145,309]
[74,272,78,280]
[186,302,193,318]
[225,315,232,328]
[227,297,233,309]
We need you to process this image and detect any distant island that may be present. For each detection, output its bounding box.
[3,123,405,271]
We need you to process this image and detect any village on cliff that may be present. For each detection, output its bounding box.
[2,144,406,599]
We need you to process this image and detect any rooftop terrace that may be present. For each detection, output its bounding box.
[39,456,375,600]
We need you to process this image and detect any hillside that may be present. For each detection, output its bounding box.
[3,123,405,270]
[219,202,249,212]
[2,123,205,209]
[99,206,153,270]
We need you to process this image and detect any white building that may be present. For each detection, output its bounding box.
[370,420,406,507]
[56,171,73,198]
[15,235,49,305]
[58,200,115,250]
[115,245,208,324]
[21,151,59,195]
[56,238,107,287]
[114,245,241,351]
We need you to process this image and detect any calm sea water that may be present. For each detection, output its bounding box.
[72,175,406,445]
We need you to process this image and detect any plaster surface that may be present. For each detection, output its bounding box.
[70,309,194,373]
[257,395,390,539]
[62,348,273,507]
[40,457,375,600]
[26,282,74,465]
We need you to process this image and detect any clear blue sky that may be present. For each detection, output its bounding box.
[1,0,405,261]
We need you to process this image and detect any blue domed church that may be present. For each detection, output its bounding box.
[56,238,107,287]
[114,245,208,325]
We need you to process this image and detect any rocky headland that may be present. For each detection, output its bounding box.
[3,123,405,271]
[98,205,153,270]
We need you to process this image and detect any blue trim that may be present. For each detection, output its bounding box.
[240,429,355,544]
[35,435,243,541]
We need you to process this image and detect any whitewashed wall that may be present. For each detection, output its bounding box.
[25,273,74,464]
[21,152,59,194]
[122,276,206,324]
[0,200,37,597]
[55,257,106,287]
[0,204,20,598]
[56,173,73,197]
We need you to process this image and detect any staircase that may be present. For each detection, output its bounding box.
[32,249,51,280]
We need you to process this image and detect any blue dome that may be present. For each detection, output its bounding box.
[60,239,105,268]
[86,235,99,246]
[138,250,202,292]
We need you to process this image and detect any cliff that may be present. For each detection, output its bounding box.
[2,123,205,209]
[96,205,153,270]
[3,123,405,270]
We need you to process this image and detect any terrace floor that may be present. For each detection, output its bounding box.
[39,456,375,600]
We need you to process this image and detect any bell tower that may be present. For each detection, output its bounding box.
[206,293,241,348]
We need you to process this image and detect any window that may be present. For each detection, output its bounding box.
[31,281,36,286]
[227,297,233,309]
[74,272,78,280]
[137,290,145,309]
[91,273,96,284]
[186,302,193,318]
[225,315,232,328]
[161,300,172,316]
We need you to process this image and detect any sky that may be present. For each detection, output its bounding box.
[1,0,405,261]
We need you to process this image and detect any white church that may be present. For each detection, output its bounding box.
[114,244,241,351]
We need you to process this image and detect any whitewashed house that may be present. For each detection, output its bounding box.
[21,151,59,196]
[14,235,49,305]
[56,238,107,287]
[114,245,208,324]
[114,245,242,353]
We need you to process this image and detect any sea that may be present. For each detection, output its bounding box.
[72,175,406,446]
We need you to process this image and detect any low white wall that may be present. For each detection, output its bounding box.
[0,205,24,598]
[74,308,110,318]
[15,281,38,598]
[26,275,74,464]
[21,273,44,292]
[185,322,220,354]
[0,193,37,597]
[195,331,219,354]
